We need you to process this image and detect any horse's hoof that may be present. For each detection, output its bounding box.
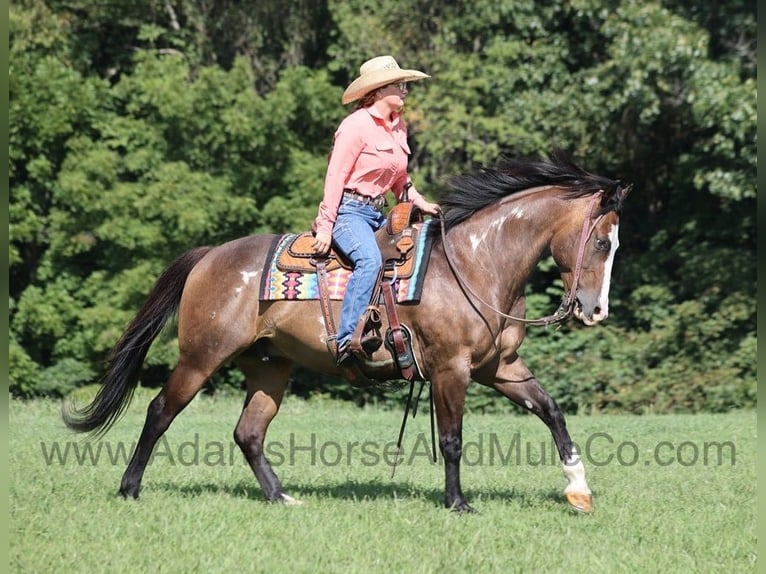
[280,493,304,506]
[448,500,477,513]
[565,492,593,514]
[119,486,140,500]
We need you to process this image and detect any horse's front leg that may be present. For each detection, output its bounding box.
[431,366,475,513]
[489,356,593,513]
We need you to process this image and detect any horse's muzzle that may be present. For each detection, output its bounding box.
[573,298,608,326]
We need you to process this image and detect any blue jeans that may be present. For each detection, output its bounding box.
[332,197,387,347]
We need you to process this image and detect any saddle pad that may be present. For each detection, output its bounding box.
[260,219,435,303]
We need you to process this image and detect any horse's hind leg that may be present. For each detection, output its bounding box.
[120,360,210,498]
[232,356,296,504]
[490,357,593,513]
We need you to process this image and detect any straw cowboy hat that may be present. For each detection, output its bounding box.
[341,55,430,105]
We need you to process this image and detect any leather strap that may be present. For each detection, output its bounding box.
[342,189,386,211]
[314,258,338,354]
[439,192,604,326]
[381,280,415,381]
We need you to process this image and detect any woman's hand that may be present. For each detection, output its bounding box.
[418,201,442,216]
[312,232,332,255]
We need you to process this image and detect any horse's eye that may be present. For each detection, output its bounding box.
[595,237,611,251]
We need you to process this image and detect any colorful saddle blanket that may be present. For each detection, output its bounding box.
[259,219,435,303]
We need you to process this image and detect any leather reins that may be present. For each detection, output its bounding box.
[438,191,605,327]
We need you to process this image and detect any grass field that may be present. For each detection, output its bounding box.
[10,390,756,573]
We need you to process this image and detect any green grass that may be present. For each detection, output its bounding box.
[10,390,756,573]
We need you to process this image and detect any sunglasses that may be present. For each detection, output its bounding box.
[389,81,408,92]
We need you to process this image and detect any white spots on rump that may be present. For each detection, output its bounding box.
[240,270,259,285]
[235,270,259,296]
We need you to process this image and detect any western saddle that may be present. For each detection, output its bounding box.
[275,202,423,383]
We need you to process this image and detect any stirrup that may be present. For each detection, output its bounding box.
[361,333,383,355]
[336,343,353,367]
[335,345,376,387]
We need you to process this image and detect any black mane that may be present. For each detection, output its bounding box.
[435,150,625,230]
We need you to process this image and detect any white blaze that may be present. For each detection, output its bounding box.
[595,223,620,320]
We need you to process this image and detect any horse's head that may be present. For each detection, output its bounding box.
[551,184,631,326]
[439,151,630,328]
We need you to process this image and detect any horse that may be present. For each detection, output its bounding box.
[63,151,630,513]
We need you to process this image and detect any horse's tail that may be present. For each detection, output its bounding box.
[62,246,213,437]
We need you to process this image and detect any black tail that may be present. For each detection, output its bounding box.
[62,246,213,437]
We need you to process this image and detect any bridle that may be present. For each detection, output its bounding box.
[439,191,606,327]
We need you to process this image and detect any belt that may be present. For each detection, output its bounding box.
[343,189,387,211]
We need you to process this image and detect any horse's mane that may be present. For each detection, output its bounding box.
[435,149,625,231]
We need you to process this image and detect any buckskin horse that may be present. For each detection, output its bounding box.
[63,151,630,513]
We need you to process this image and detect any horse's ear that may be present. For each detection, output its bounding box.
[602,182,631,213]
[616,183,632,208]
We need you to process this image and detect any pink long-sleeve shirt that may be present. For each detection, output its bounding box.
[313,105,429,237]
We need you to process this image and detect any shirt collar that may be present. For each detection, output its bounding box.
[365,105,401,128]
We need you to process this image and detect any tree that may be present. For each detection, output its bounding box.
[9,0,756,412]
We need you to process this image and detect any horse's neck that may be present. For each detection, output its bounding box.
[465,194,555,264]
[449,193,562,300]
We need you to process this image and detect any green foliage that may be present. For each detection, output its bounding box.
[36,358,95,397]
[9,0,755,413]
[9,338,41,397]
